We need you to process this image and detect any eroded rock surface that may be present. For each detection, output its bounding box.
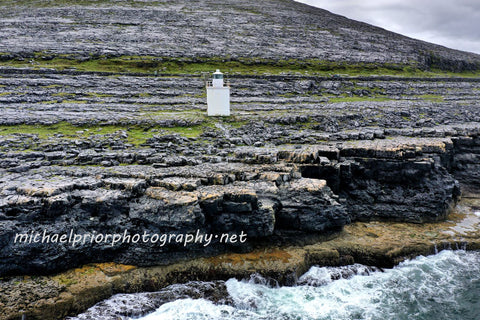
[1,135,475,276]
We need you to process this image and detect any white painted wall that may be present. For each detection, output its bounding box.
[207,87,230,116]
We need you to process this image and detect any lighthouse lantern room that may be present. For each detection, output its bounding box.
[206,69,230,116]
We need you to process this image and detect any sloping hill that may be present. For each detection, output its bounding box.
[0,0,479,72]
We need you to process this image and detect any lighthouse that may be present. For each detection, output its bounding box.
[206,69,230,116]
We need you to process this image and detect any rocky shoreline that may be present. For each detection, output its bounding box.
[1,195,480,320]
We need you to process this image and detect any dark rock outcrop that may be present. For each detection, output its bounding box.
[2,135,473,277]
[292,139,463,223]
[452,135,480,193]
[0,162,349,276]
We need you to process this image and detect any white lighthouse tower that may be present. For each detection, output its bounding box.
[206,69,230,116]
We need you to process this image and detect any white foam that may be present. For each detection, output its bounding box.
[119,251,480,320]
[133,298,236,320]
[297,266,332,286]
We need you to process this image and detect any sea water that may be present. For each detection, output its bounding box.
[135,250,480,320]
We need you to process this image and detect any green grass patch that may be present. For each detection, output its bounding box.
[2,54,480,77]
[42,84,63,89]
[0,122,83,139]
[85,92,114,98]
[125,127,153,145]
[181,92,207,99]
[328,96,394,103]
[162,125,204,138]
[0,120,220,146]
[63,100,87,104]
[428,68,480,78]
[0,122,156,146]
[416,94,444,102]
[52,92,75,97]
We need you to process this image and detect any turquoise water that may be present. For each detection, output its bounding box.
[136,250,480,320]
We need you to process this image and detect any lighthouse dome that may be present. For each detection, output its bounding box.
[213,69,223,79]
